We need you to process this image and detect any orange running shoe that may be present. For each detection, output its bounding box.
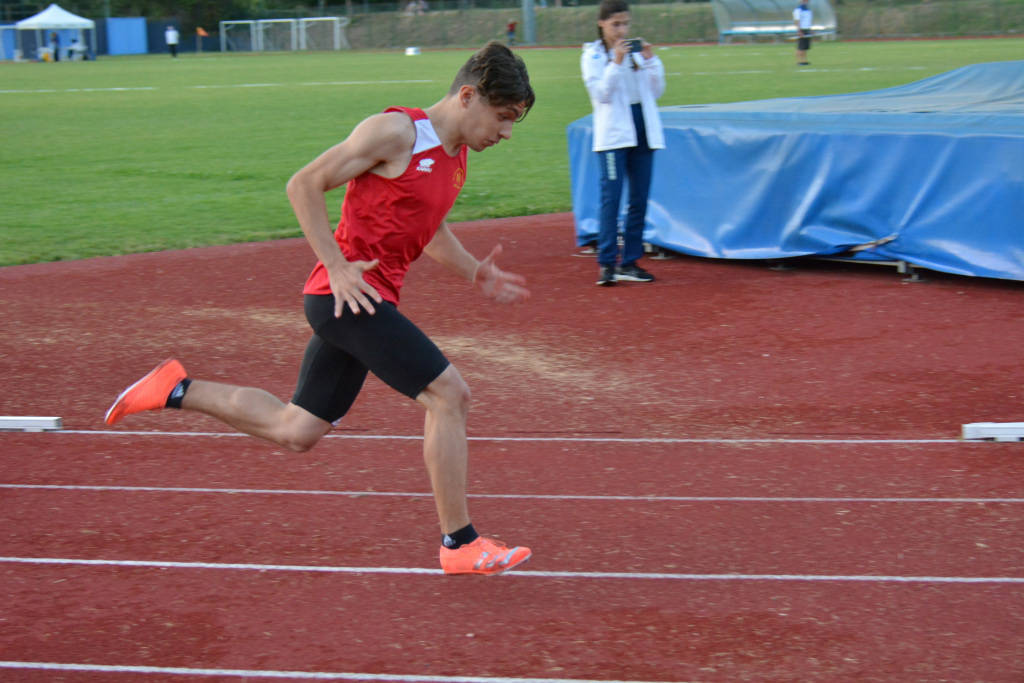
[104,358,187,425]
[439,536,532,576]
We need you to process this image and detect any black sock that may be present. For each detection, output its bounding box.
[442,523,478,549]
[165,378,191,409]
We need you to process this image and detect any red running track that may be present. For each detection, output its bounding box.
[2,215,1024,681]
[2,436,1023,577]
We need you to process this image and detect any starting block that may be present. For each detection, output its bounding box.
[0,416,62,432]
[962,422,1024,442]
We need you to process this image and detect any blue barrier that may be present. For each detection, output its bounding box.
[106,17,147,55]
[0,24,13,60]
[568,61,1024,281]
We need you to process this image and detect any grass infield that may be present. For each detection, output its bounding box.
[1,38,1021,265]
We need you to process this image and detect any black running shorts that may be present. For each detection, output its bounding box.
[291,294,451,423]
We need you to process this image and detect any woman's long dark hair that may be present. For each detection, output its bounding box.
[597,0,630,45]
[596,0,636,68]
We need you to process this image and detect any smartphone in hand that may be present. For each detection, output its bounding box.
[626,38,643,53]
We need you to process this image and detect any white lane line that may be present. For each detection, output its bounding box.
[0,87,158,94]
[2,556,1021,584]
[3,484,1021,504]
[39,429,963,444]
[0,80,435,95]
[0,661,666,683]
[0,66,936,95]
[688,69,772,75]
[193,79,434,89]
[684,66,929,76]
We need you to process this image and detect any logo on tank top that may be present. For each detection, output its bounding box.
[416,157,435,173]
[453,167,465,190]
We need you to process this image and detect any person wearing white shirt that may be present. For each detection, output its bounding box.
[165,25,179,58]
[581,0,665,286]
[793,2,813,65]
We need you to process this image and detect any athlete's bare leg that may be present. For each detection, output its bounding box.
[415,365,472,535]
[181,380,332,452]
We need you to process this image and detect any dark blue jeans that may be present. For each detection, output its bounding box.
[597,103,654,269]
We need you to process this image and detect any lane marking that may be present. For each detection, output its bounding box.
[687,69,772,75]
[0,661,669,683]
[0,86,158,94]
[2,556,1021,584]
[2,483,1021,504]
[0,65,937,95]
[0,80,435,95]
[193,79,434,89]
[683,65,929,76]
[37,429,965,444]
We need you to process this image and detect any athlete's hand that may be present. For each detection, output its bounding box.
[474,245,530,304]
[329,259,383,316]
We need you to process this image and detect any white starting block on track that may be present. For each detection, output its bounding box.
[962,422,1024,442]
[0,416,62,432]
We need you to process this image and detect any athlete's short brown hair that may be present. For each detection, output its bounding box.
[449,41,535,122]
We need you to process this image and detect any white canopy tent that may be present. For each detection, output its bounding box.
[15,4,96,60]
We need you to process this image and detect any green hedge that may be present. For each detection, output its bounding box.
[342,0,1024,48]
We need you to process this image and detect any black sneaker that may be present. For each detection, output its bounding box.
[596,266,617,286]
[615,264,655,283]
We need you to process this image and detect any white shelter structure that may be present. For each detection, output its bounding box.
[711,0,836,43]
[15,4,96,60]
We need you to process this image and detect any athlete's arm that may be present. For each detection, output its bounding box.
[422,220,477,280]
[286,113,415,316]
[423,222,530,304]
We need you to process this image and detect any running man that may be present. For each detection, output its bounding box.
[105,41,536,576]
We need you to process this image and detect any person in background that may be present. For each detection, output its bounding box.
[103,42,536,577]
[793,1,813,66]
[581,0,665,286]
[506,19,517,45]
[69,35,88,60]
[165,25,179,57]
[50,32,60,61]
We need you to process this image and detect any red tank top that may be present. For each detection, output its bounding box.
[303,106,468,305]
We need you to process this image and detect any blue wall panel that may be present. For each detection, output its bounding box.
[106,17,147,55]
[0,24,14,60]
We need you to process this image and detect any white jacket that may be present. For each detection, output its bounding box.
[581,39,666,152]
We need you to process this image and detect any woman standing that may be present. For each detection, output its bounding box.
[581,0,666,286]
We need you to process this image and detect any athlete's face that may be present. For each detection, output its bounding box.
[461,86,525,152]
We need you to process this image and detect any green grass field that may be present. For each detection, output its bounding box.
[1,38,1022,265]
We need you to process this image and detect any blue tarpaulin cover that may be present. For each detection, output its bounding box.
[567,61,1024,280]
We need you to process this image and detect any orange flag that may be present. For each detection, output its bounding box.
[196,27,209,37]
